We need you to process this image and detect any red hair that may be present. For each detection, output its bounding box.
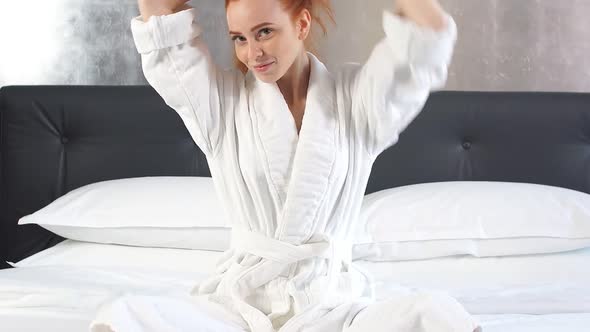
[225,0,335,73]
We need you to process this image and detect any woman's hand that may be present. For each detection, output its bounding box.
[393,0,448,31]
[138,0,191,22]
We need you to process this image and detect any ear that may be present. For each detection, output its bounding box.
[296,9,312,40]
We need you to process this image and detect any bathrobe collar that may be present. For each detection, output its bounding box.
[246,52,338,244]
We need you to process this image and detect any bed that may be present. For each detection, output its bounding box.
[1,85,589,331]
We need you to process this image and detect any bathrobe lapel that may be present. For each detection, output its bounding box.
[248,53,339,245]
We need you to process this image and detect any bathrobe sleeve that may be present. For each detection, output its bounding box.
[130,7,237,158]
[352,10,457,157]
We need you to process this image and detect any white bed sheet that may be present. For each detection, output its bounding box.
[0,265,211,332]
[472,314,590,332]
[3,309,590,332]
[1,248,590,331]
[0,308,91,332]
[356,247,590,314]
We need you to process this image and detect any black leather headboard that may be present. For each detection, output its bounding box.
[1,85,589,268]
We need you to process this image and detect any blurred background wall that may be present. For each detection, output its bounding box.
[0,0,588,91]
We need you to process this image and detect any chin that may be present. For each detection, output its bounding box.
[253,72,280,84]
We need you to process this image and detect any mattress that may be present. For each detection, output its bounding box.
[0,265,212,332]
[2,246,590,331]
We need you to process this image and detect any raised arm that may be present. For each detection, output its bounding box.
[138,0,190,22]
[393,0,448,31]
[351,0,457,157]
[132,0,240,158]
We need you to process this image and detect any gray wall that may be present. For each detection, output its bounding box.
[1,0,589,92]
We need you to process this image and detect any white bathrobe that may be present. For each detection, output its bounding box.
[90,6,482,332]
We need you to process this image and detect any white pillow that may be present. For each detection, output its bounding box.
[20,177,590,260]
[353,181,590,261]
[18,176,231,250]
[7,239,223,274]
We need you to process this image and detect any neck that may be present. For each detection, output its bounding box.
[277,50,311,108]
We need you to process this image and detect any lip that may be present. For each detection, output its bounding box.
[253,61,274,72]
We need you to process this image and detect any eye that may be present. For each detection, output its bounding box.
[231,35,246,44]
[258,27,273,38]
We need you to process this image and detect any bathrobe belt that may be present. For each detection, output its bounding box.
[231,228,353,278]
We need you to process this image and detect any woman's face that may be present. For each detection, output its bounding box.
[226,0,309,83]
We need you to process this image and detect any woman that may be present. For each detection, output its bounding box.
[90,0,482,331]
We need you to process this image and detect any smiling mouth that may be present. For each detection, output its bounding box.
[254,62,274,70]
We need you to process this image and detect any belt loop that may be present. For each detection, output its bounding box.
[324,239,353,292]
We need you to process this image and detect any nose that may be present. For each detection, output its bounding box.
[248,40,263,61]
